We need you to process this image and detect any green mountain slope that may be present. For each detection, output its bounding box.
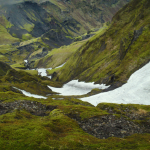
[55,0,150,87]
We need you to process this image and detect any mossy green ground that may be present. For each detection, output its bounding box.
[0,109,150,150]
[0,69,150,149]
[0,88,150,149]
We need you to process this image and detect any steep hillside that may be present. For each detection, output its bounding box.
[55,0,150,88]
[0,1,72,46]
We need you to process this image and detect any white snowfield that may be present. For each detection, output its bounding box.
[37,68,52,77]
[48,80,110,96]
[13,87,47,99]
[81,62,150,106]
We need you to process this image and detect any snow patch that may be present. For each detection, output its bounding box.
[24,60,28,63]
[48,80,109,96]
[81,62,150,106]
[14,87,47,99]
[55,63,66,69]
[47,76,52,79]
[37,68,52,76]
[37,62,65,77]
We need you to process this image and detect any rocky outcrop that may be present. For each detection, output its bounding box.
[0,100,57,116]
[78,115,143,139]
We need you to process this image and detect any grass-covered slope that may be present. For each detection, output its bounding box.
[0,37,51,67]
[56,0,150,85]
[0,16,19,44]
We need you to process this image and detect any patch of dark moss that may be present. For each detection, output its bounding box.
[0,61,12,76]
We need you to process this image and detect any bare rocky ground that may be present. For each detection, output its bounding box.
[0,100,57,116]
[76,114,150,139]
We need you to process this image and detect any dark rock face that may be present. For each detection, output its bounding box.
[3,1,50,38]
[41,28,73,47]
[0,100,57,116]
[1,1,74,47]
[77,115,143,139]
[0,0,131,40]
